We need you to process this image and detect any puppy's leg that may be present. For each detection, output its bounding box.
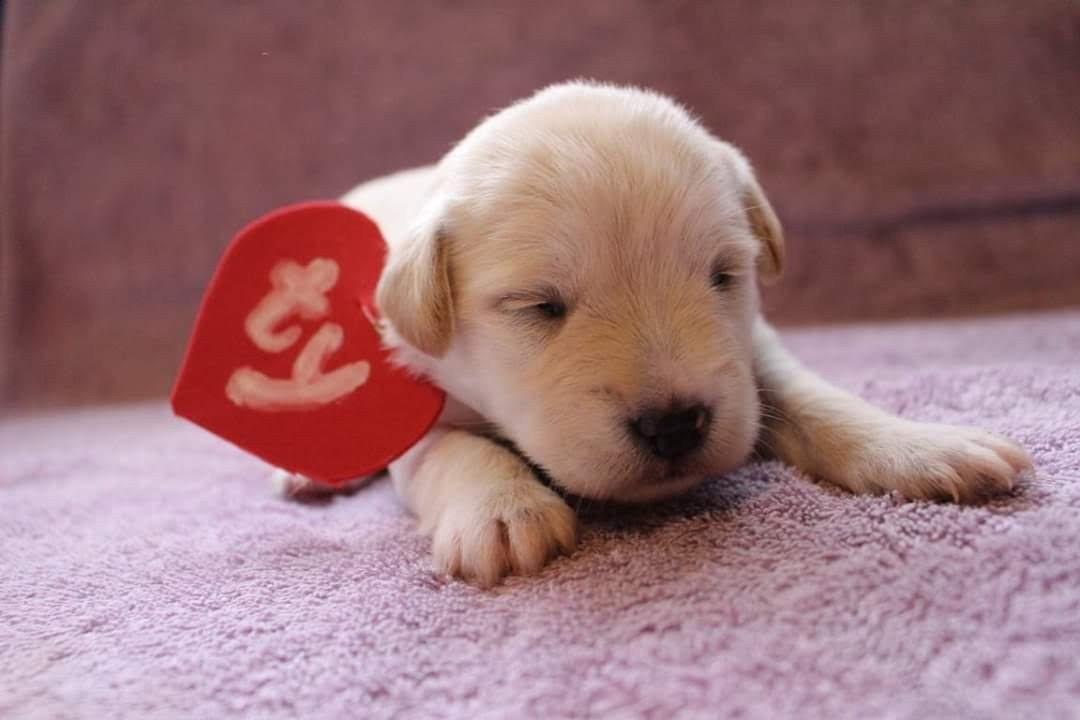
[390,427,577,586]
[753,319,1031,502]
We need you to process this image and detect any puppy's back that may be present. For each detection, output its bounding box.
[341,165,439,251]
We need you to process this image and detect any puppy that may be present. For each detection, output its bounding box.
[339,82,1031,586]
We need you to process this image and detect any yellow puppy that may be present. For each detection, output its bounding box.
[341,82,1030,587]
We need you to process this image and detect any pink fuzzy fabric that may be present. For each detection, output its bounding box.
[2,311,1079,719]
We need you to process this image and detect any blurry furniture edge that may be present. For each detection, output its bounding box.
[2,1,1079,409]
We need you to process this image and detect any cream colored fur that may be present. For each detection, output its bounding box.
[333,82,1030,586]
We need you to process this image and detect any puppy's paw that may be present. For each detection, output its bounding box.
[844,422,1032,503]
[270,469,368,498]
[271,469,316,496]
[427,480,577,587]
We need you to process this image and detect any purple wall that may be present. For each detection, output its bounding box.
[3,1,1079,407]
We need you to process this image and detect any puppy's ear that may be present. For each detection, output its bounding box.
[718,142,785,284]
[376,197,454,357]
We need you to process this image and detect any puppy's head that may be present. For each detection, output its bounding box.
[378,83,783,502]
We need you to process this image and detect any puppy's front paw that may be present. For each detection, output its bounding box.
[845,422,1032,503]
[427,480,577,587]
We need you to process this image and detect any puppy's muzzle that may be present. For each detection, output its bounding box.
[630,402,711,460]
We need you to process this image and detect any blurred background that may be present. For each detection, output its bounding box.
[1,0,1078,410]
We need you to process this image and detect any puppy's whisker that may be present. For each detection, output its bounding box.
[757,406,794,427]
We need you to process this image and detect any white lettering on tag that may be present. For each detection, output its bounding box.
[244,258,339,353]
[226,258,371,411]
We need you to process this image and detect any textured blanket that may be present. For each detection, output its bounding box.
[2,310,1079,719]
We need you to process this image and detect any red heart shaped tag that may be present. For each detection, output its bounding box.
[171,201,445,484]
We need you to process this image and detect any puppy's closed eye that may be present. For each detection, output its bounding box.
[709,243,756,292]
[533,301,567,319]
[710,267,735,290]
[497,291,570,325]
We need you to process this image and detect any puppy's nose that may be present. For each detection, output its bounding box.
[630,403,711,460]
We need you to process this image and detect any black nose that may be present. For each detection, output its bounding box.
[630,403,711,460]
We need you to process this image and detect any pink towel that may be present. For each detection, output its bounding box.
[2,310,1079,719]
